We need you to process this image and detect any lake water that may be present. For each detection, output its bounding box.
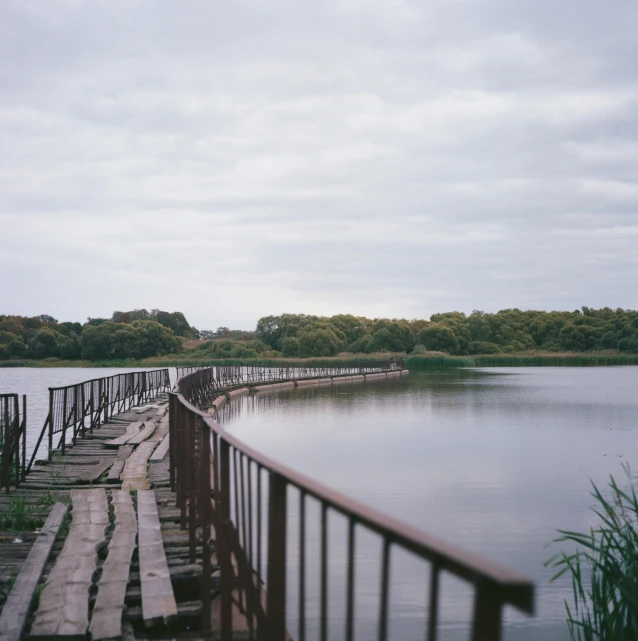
[2,366,635,639]
[217,367,638,641]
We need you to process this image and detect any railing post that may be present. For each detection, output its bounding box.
[60,387,67,456]
[219,439,233,641]
[13,395,19,488]
[72,385,78,445]
[200,420,212,633]
[471,582,502,641]
[168,394,176,491]
[267,472,287,641]
[21,395,26,483]
[187,411,197,564]
[2,397,9,492]
[104,377,110,423]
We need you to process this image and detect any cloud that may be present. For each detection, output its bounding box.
[1,0,638,328]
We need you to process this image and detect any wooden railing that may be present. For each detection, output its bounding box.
[0,393,26,491]
[169,364,534,640]
[27,369,170,470]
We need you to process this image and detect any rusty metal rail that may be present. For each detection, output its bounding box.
[0,393,26,491]
[169,364,534,640]
[27,369,170,470]
[175,362,403,405]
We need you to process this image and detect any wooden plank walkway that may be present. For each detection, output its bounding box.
[90,491,137,641]
[137,490,178,627]
[0,396,216,641]
[0,503,67,641]
[31,488,109,639]
[107,446,133,484]
[105,422,143,448]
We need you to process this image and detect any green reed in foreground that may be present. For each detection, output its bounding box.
[546,464,638,640]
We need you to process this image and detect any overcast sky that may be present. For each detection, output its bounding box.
[2,0,637,330]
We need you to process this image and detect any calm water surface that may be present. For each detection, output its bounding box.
[217,368,638,641]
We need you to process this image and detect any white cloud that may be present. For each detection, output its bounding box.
[1,0,638,328]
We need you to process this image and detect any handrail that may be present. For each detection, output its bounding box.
[27,368,170,470]
[169,364,534,640]
[0,393,26,491]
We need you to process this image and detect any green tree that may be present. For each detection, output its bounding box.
[418,323,460,354]
[281,336,300,357]
[367,322,415,353]
[28,329,61,359]
[298,323,345,357]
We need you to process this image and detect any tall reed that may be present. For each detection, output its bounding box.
[546,464,638,640]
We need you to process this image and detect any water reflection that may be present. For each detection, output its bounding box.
[218,368,638,641]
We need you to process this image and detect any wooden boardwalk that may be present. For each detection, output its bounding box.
[0,397,217,641]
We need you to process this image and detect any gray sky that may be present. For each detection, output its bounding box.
[2,0,637,331]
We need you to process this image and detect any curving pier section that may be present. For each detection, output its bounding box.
[170,363,535,641]
[0,362,534,641]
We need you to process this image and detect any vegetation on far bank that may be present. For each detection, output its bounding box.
[2,307,638,367]
[3,351,638,370]
[547,464,638,640]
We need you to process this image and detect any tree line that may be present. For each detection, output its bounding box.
[253,308,638,357]
[1,307,637,362]
[0,310,193,361]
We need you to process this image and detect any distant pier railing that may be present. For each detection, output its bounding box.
[0,393,26,491]
[27,368,170,470]
[169,363,534,640]
[174,361,404,402]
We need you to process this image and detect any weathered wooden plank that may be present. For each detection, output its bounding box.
[135,404,158,414]
[149,435,169,462]
[137,490,178,626]
[90,491,137,641]
[127,422,156,445]
[106,460,125,484]
[0,503,68,641]
[104,422,143,448]
[121,442,157,491]
[75,458,114,483]
[31,489,108,640]
[107,446,133,483]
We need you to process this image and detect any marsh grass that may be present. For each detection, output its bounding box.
[404,353,473,368]
[473,353,638,367]
[0,492,58,533]
[546,464,638,640]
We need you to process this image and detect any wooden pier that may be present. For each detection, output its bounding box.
[1,363,535,641]
[0,397,213,641]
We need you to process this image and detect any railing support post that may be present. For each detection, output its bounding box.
[219,439,233,641]
[267,472,287,641]
[471,582,502,641]
[200,421,213,633]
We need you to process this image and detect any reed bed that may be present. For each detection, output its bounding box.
[547,465,638,640]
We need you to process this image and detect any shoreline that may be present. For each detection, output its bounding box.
[1,352,638,369]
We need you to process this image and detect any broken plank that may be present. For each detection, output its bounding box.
[31,489,108,640]
[0,503,68,641]
[137,490,178,627]
[90,491,137,641]
[127,422,156,445]
[107,446,133,484]
[149,435,169,462]
[75,458,114,483]
[104,422,144,448]
[121,442,157,491]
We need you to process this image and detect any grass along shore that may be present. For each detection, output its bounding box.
[2,351,638,369]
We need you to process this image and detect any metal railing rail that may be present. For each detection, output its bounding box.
[27,368,170,471]
[169,364,534,640]
[0,393,26,492]
[175,361,404,406]
[174,360,404,383]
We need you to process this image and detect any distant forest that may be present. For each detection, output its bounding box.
[1,307,637,362]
